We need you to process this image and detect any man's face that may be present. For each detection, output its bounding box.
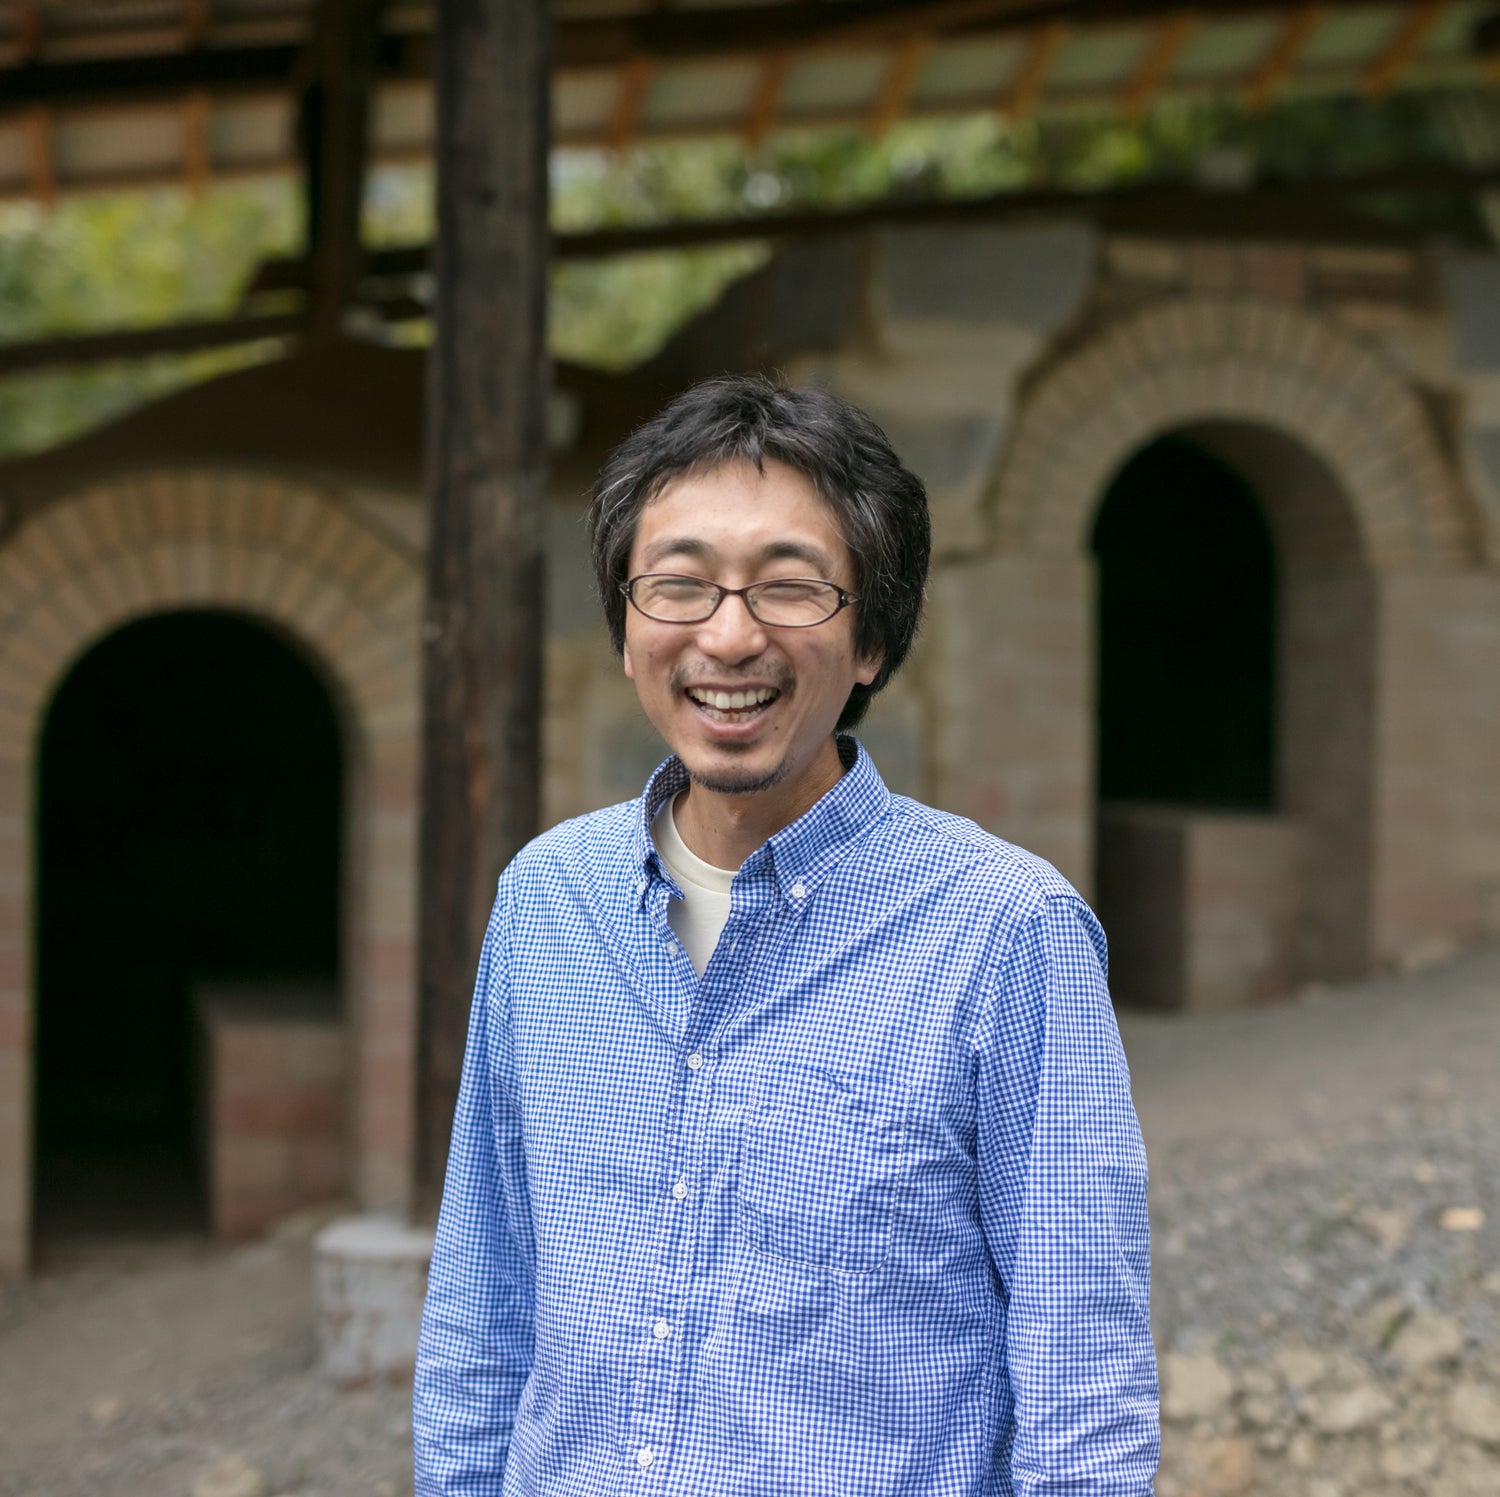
[622,459,880,799]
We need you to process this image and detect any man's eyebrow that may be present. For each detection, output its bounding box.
[637,536,835,573]
[639,536,717,569]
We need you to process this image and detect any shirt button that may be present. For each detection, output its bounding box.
[672,1178,688,1201]
[791,880,807,899]
[686,1052,704,1071]
[635,878,646,895]
[652,1318,671,1340]
[637,1447,654,1468]
[664,939,679,955]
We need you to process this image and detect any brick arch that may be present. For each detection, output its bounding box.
[0,470,423,1273]
[993,298,1473,569]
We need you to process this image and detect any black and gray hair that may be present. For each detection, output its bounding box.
[586,375,930,731]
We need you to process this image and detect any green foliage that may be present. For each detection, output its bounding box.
[0,185,298,459]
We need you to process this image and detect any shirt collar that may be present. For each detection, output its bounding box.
[629,735,891,908]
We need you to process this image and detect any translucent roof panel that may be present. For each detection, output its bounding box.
[554,73,616,140]
[214,97,292,168]
[373,86,433,153]
[911,37,1025,108]
[1050,27,1147,91]
[1301,9,1403,68]
[1173,18,1282,82]
[780,51,889,116]
[642,61,760,130]
[54,106,180,179]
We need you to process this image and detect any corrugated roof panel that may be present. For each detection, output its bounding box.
[780,51,888,114]
[53,106,180,179]
[373,85,432,151]
[1301,7,1402,67]
[1173,17,1282,81]
[912,37,1024,107]
[1049,26,1147,89]
[213,96,291,166]
[554,73,615,138]
[644,61,760,128]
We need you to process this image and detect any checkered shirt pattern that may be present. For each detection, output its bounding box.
[413,738,1159,1496]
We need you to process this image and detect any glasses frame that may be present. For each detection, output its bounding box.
[621,572,858,629]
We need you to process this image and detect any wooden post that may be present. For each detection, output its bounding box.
[300,0,381,343]
[416,0,551,1203]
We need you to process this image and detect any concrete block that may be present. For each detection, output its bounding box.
[879,223,1094,331]
[314,1214,433,1384]
[1441,252,1500,371]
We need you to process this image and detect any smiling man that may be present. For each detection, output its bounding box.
[413,376,1159,1497]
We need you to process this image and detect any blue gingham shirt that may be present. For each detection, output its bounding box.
[414,738,1158,1496]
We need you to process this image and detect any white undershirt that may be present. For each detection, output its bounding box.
[652,792,735,977]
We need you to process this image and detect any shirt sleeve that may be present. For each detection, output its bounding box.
[974,893,1160,1496]
[413,875,537,1496]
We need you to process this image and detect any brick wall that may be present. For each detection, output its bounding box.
[196,984,348,1241]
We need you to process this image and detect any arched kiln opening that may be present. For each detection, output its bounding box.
[34,610,344,1253]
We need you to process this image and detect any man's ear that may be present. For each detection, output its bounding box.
[855,648,883,688]
[622,636,636,682]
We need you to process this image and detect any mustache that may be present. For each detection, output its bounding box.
[670,663,795,694]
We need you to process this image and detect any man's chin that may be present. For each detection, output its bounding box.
[683,750,788,797]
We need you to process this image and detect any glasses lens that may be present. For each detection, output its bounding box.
[632,576,720,621]
[747,580,842,626]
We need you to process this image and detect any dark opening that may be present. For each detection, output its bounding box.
[35,611,341,1244]
[1091,434,1276,809]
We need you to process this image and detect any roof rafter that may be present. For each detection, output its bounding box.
[742,48,791,150]
[871,34,932,138]
[1364,0,1446,99]
[23,105,55,205]
[1002,19,1069,124]
[182,90,212,192]
[1119,10,1197,121]
[607,55,655,153]
[1243,4,1321,111]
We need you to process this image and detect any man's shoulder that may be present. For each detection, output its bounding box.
[502,798,640,896]
[873,792,1085,910]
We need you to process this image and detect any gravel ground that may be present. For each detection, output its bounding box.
[1,943,1497,1497]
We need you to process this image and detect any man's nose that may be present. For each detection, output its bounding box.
[695,592,768,661]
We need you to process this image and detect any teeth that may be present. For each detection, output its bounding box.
[688,687,777,711]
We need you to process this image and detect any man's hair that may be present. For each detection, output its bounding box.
[587,375,931,731]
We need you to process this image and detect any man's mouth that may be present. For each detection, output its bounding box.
[685,685,781,723]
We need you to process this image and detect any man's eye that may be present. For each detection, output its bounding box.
[648,578,710,600]
[756,581,824,602]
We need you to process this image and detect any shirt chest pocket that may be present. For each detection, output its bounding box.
[736,1064,911,1274]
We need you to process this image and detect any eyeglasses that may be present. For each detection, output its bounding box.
[622,573,857,628]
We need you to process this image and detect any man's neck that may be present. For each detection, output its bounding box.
[672,739,846,871]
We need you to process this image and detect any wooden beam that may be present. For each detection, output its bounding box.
[607,56,655,153]
[1002,20,1068,125]
[742,48,791,149]
[1364,0,1445,99]
[23,107,55,206]
[870,35,931,138]
[417,0,551,1205]
[182,91,212,193]
[1119,11,1197,121]
[305,0,382,344]
[17,5,43,61]
[0,311,304,376]
[1243,5,1321,111]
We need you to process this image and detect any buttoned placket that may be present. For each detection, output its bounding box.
[625,858,779,1484]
